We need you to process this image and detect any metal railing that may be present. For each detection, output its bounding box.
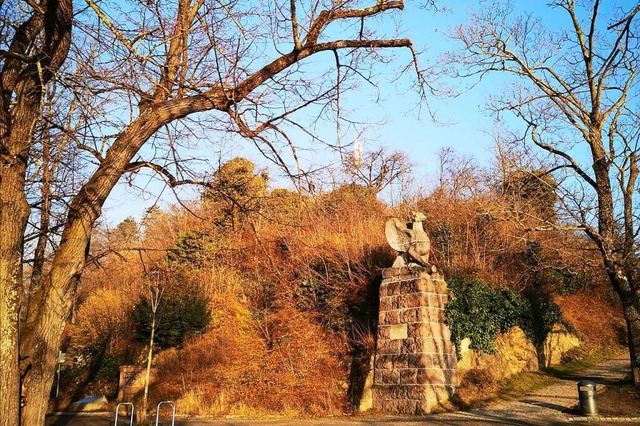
[114,402,135,426]
[154,400,176,426]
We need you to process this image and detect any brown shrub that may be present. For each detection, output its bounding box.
[152,294,348,417]
[555,286,626,348]
[70,164,627,417]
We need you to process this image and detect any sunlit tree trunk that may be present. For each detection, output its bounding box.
[0,157,30,426]
[1,1,422,424]
[0,1,72,422]
[141,283,162,424]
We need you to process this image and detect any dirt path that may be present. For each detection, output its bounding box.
[431,353,633,425]
[47,354,637,425]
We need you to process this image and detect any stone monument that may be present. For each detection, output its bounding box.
[385,211,432,269]
[118,365,156,401]
[372,213,458,414]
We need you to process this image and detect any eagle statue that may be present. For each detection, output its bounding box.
[385,211,434,270]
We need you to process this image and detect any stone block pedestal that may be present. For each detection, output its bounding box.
[373,267,458,414]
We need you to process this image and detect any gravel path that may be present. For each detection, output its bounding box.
[432,353,634,425]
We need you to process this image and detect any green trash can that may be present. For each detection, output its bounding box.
[577,380,597,416]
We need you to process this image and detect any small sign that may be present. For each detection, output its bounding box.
[389,324,408,340]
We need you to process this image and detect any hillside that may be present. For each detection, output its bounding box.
[58,157,625,416]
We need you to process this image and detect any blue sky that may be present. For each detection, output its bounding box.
[100,0,631,226]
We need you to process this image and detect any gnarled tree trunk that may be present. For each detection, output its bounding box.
[0,156,30,426]
[607,263,640,384]
[0,2,73,423]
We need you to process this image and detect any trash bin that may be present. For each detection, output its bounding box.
[577,380,597,416]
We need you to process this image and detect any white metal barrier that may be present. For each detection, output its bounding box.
[114,402,135,426]
[155,400,176,426]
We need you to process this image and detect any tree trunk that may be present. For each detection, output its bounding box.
[607,263,640,385]
[625,313,640,385]
[0,159,30,426]
[19,111,167,425]
[20,206,98,425]
[141,313,157,425]
[1,1,72,423]
[621,291,640,385]
[20,277,77,426]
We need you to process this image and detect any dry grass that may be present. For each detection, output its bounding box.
[555,287,626,348]
[597,381,640,416]
[69,179,628,418]
[176,389,228,417]
[452,345,627,411]
[151,293,349,417]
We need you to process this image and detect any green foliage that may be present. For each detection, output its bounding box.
[109,217,140,246]
[265,188,307,222]
[294,277,332,314]
[445,274,565,354]
[131,287,211,348]
[94,355,120,382]
[522,240,591,295]
[446,276,524,354]
[167,231,226,268]
[202,157,268,230]
[293,274,350,334]
[318,183,382,220]
[526,289,565,345]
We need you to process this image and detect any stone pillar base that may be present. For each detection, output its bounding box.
[372,267,458,414]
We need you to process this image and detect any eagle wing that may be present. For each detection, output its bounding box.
[385,218,412,252]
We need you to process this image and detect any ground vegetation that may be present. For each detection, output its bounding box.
[59,155,624,417]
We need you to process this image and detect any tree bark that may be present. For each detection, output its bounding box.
[0,159,30,426]
[607,264,640,384]
[1,0,72,421]
[625,306,640,384]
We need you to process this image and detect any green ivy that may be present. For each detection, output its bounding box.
[526,289,565,345]
[445,275,565,354]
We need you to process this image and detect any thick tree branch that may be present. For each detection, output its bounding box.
[125,161,207,188]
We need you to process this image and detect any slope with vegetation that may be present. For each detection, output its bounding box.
[59,155,625,417]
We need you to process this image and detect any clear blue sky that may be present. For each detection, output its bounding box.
[100,0,629,226]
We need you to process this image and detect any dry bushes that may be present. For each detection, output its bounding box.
[71,287,138,348]
[140,183,390,417]
[58,179,388,416]
[65,157,624,417]
[555,287,626,348]
[152,294,347,416]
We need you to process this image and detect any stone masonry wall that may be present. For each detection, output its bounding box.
[373,267,458,414]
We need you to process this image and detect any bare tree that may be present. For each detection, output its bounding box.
[342,146,412,192]
[454,0,640,383]
[0,2,73,425]
[0,1,430,424]
[436,146,483,201]
[140,271,163,425]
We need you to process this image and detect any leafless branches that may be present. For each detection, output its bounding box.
[453,0,640,383]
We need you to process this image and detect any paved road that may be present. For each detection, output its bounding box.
[46,355,639,426]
